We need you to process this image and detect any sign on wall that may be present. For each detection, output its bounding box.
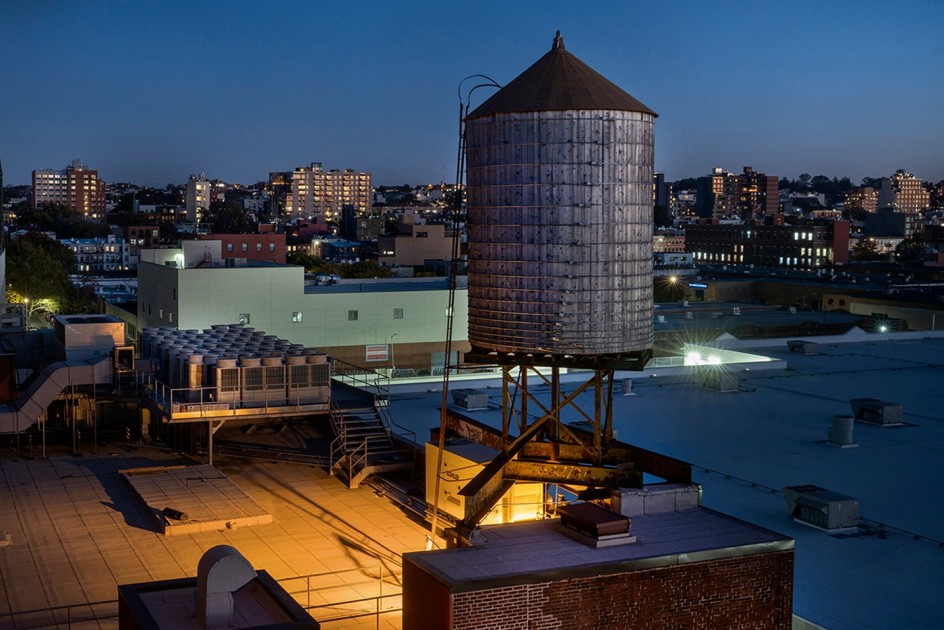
[365,344,389,362]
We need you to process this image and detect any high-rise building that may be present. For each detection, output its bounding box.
[289,163,372,223]
[653,171,669,209]
[185,173,211,224]
[845,187,879,213]
[695,167,737,219]
[32,160,106,219]
[891,170,930,211]
[739,166,779,220]
[695,167,778,221]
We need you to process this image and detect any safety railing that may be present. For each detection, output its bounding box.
[279,565,402,625]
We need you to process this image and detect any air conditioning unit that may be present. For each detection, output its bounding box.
[451,389,489,410]
[783,484,859,531]
[850,398,903,426]
[787,340,819,355]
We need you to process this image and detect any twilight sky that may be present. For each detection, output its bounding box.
[2,0,942,188]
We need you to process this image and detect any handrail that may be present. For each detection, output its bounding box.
[4,567,405,628]
[3,599,118,629]
[331,357,390,407]
[141,372,330,419]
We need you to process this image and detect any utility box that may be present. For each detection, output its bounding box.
[783,484,859,530]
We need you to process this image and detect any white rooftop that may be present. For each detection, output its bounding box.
[387,333,944,629]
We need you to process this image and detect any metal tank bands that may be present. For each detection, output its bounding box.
[464,33,656,368]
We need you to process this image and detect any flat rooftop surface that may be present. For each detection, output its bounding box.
[408,508,791,591]
[389,334,944,629]
[0,452,429,629]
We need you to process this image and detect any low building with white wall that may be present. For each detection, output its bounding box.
[137,241,469,371]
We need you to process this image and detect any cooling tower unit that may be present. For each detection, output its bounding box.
[464,32,656,369]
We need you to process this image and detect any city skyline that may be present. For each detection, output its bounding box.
[2,1,943,188]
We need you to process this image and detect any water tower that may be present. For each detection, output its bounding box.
[446,33,679,539]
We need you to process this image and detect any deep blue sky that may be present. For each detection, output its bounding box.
[2,1,942,187]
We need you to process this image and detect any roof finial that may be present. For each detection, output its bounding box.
[552,31,564,50]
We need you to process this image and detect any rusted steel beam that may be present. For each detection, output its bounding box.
[505,460,642,487]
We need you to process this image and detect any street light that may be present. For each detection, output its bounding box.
[390,333,397,375]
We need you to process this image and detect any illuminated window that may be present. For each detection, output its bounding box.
[292,311,303,323]
[242,243,248,252]
[239,313,250,324]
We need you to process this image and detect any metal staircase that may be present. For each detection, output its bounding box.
[329,362,415,488]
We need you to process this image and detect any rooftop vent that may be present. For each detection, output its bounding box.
[783,484,859,531]
[827,415,857,448]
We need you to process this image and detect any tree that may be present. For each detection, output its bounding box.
[202,200,256,233]
[798,173,812,190]
[894,236,926,264]
[18,201,109,238]
[844,206,869,222]
[850,238,883,262]
[653,204,672,228]
[345,260,393,279]
[159,221,180,244]
[671,177,699,191]
[5,233,77,322]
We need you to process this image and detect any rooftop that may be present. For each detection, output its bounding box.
[407,508,791,591]
[387,333,944,629]
[0,452,428,628]
[303,276,463,295]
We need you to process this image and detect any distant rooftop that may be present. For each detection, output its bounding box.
[303,276,465,294]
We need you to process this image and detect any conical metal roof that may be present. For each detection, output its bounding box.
[467,32,656,119]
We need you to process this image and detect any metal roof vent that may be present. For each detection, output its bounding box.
[783,484,859,532]
[827,415,858,448]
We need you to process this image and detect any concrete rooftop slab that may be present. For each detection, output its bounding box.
[0,452,429,629]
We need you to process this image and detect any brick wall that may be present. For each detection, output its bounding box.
[446,550,793,630]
